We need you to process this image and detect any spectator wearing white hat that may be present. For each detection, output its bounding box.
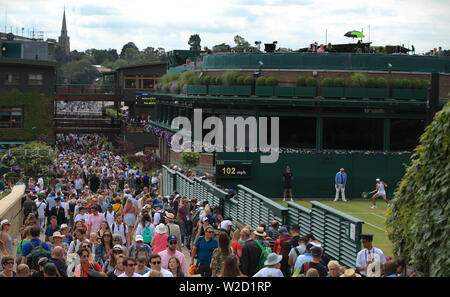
[127,235,152,259]
[151,224,168,254]
[252,253,284,277]
[0,219,13,256]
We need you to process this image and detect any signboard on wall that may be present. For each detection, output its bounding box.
[216,160,252,179]
[135,92,156,106]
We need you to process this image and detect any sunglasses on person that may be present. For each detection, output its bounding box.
[151,261,161,265]
[169,241,177,245]
[103,234,112,237]
[82,245,91,248]
[127,263,137,267]
[206,231,214,234]
[5,261,14,265]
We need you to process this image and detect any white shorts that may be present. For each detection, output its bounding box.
[376,191,386,195]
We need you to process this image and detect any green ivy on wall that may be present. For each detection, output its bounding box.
[386,101,450,277]
[0,88,53,141]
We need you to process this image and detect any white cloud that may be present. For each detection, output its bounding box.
[1,0,449,53]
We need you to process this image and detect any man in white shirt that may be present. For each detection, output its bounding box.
[118,257,141,277]
[74,207,90,224]
[35,195,47,229]
[253,253,284,277]
[356,234,386,276]
[143,254,173,277]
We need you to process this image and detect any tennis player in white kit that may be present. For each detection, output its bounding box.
[371,178,388,209]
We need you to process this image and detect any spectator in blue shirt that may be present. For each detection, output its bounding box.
[21,226,51,264]
[190,225,218,277]
[334,168,347,202]
[45,216,60,242]
[293,243,315,275]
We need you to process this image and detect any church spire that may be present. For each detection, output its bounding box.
[61,7,67,36]
[58,7,70,55]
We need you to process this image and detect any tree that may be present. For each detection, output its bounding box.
[386,101,450,277]
[188,34,201,51]
[123,47,141,65]
[180,151,200,170]
[11,142,57,185]
[212,43,231,53]
[232,35,260,53]
[120,42,139,59]
[59,58,100,84]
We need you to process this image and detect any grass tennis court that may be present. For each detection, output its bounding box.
[273,198,393,256]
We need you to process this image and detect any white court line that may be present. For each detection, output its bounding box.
[349,212,386,220]
[347,213,386,231]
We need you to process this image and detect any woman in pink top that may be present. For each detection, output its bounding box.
[151,224,168,254]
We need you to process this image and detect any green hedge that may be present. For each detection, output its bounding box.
[0,89,53,141]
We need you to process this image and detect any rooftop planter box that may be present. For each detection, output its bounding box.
[366,88,389,99]
[295,87,317,97]
[294,76,317,98]
[187,85,207,95]
[390,78,429,100]
[392,88,413,99]
[274,86,295,97]
[411,89,429,100]
[344,88,366,98]
[321,77,345,98]
[234,85,252,96]
[208,85,222,96]
[322,87,344,98]
[221,85,235,96]
[255,86,275,97]
[255,76,277,97]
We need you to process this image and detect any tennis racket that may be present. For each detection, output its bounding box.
[361,190,376,199]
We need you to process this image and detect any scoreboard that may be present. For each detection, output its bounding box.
[135,92,156,106]
[216,160,252,179]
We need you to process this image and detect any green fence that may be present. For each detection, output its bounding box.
[162,165,365,269]
[203,52,450,73]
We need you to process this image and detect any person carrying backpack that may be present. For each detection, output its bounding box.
[241,227,269,277]
[20,226,51,271]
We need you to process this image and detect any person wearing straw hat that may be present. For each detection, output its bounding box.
[339,268,362,277]
[164,213,182,252]
[252,252,284,277]
[241,226,266,277]
[356,234,386,277]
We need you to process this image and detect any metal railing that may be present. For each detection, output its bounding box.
[161,165,364,269]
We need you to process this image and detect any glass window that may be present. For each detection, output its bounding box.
[125,78,137,89]
[0,108,23,129]
[28,73,43,85]
[142,79,154,89]
[4,73,20,85]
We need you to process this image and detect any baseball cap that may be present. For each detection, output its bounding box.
[167,235,177,242]
[278,226,289,235]
[135,235,144,242]
[201,217,209,223]
[311,246,323,256]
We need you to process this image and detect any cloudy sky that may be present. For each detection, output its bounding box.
[1,0,449,54]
